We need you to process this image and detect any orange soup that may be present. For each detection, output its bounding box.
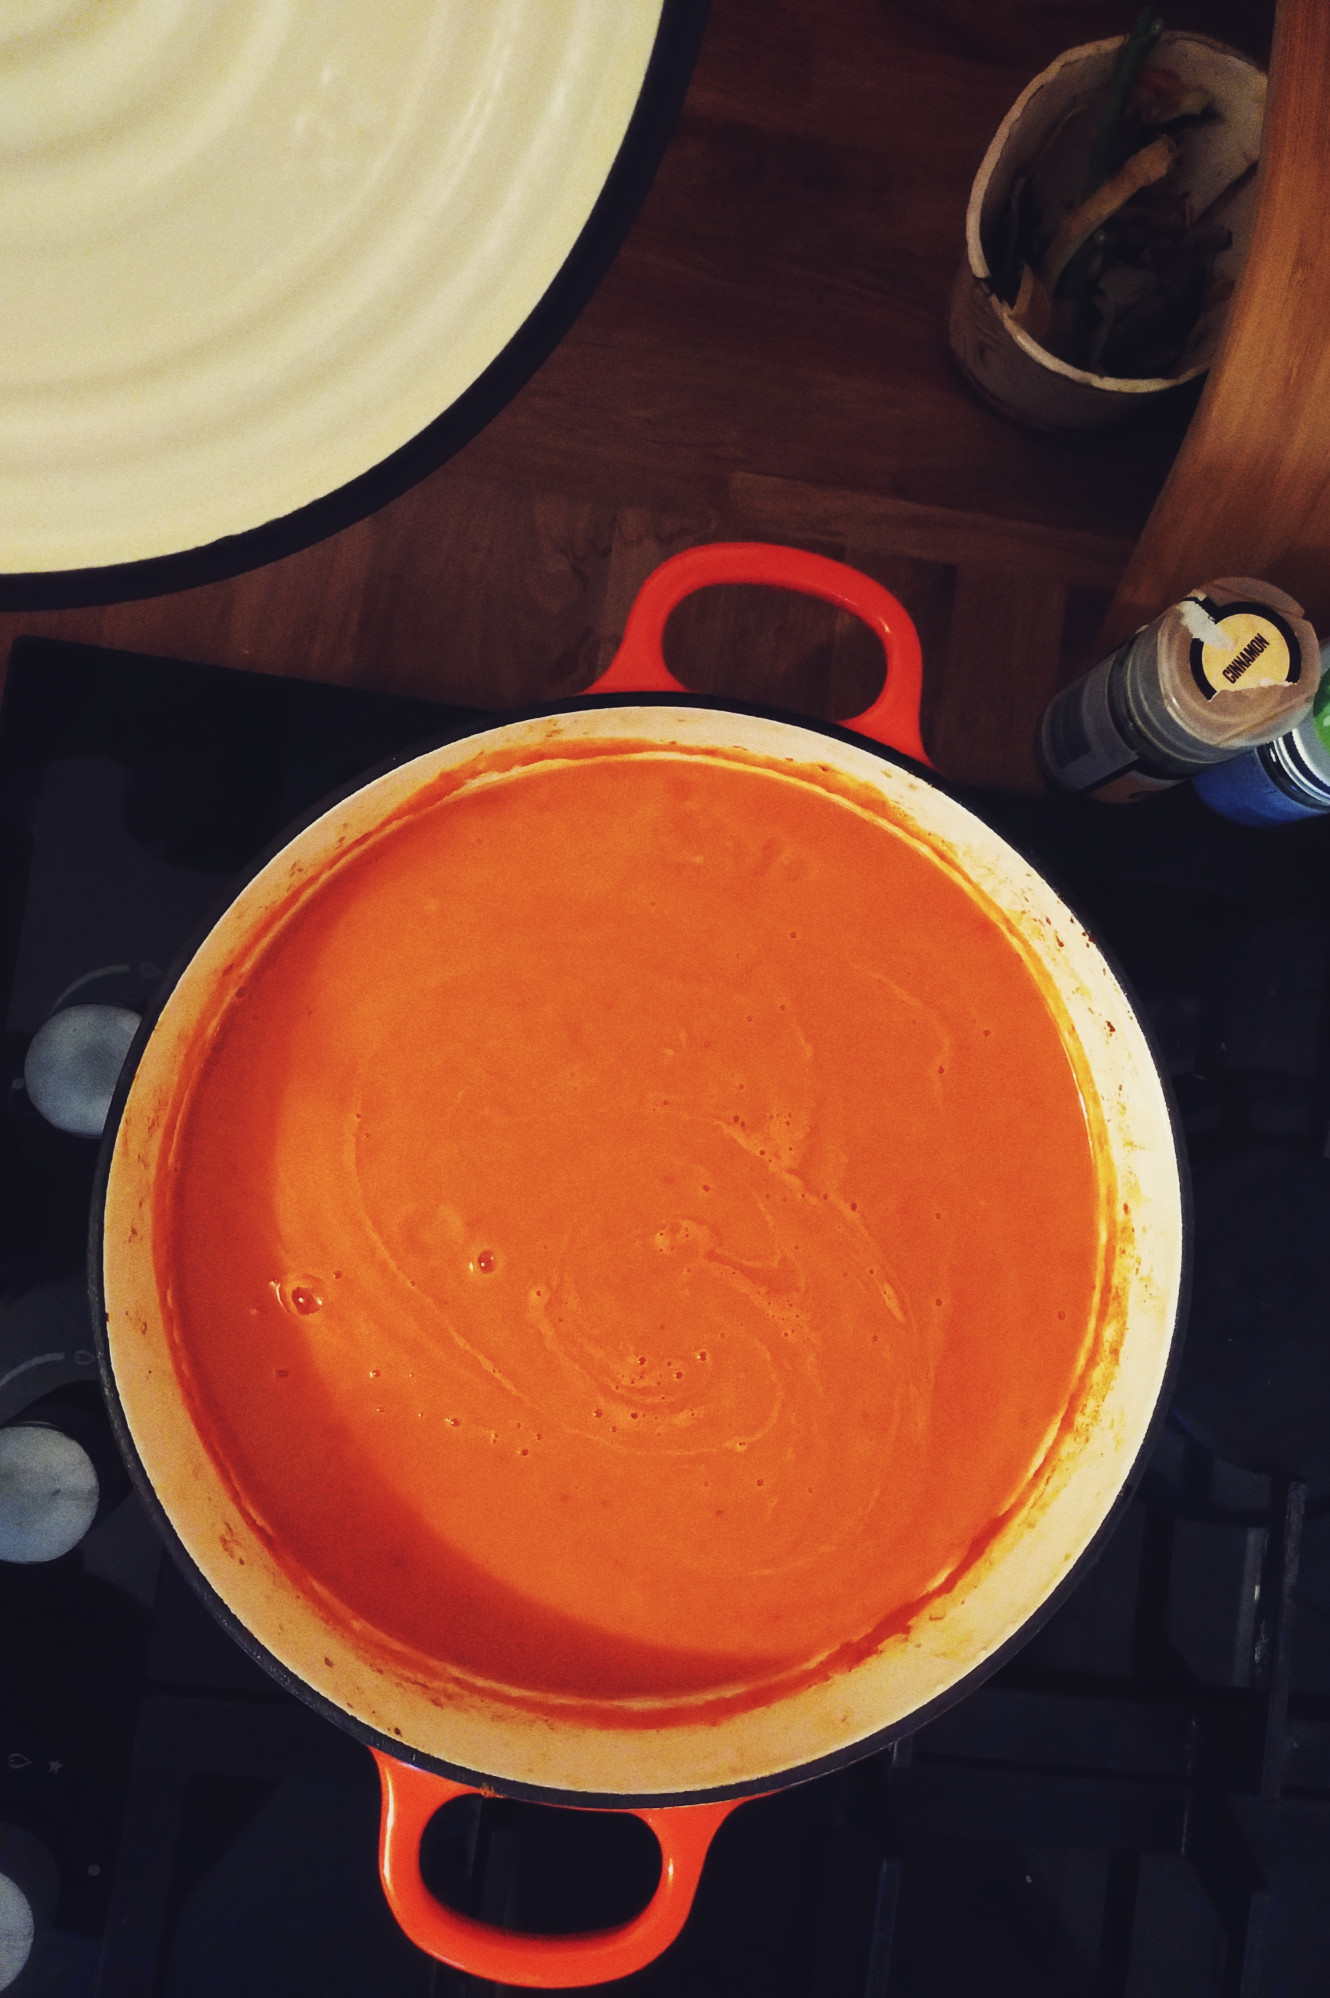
[158,747,1107,1719]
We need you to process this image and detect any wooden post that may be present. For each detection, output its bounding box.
[1099,0,1330,650]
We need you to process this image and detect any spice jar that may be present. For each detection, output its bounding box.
[1193,642,1330,825]
[1038,578,1319,802]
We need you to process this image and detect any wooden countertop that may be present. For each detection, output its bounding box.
[0,0,1276,791]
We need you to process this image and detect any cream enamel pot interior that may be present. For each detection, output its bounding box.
[94,544,1186,1988]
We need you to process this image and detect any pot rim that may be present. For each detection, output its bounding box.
[91,690,1191,1806]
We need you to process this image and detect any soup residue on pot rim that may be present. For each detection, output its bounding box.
[153,741,1114,1726]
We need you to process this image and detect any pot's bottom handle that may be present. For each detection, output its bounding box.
[372,1750,742,1989]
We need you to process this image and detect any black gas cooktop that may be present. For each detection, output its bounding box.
[3,636,1330,1998]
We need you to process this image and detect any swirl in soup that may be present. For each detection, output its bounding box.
[158,745,1108,1720]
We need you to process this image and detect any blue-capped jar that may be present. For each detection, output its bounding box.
[1194,642,1330,825]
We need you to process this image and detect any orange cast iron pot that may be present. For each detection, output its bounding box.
[94,543,1186,1987]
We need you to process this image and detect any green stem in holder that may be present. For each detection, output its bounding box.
[1085,8,1165,196]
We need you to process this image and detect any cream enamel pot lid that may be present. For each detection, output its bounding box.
[0,0,700,603]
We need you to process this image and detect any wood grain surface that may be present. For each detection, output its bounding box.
[1102,0,1330,648]
[0,0,1278,791]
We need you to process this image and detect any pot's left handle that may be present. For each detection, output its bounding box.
[373,1751,741,1989]
[593,541,932,767]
